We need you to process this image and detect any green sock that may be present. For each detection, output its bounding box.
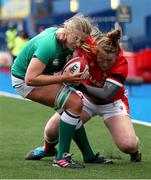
[57,120,76,160]
[73,124,95,161]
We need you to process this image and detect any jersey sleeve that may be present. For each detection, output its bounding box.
[106,56,128,87]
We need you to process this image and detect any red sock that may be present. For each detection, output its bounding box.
[44,140,58,154]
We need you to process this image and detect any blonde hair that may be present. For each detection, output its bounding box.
[80,26,101,58]
[90,26,103,41]
[97,28,121,55]
[63,14,94,35]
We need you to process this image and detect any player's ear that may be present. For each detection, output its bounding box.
[61,33,67,41]
[56,28,66,41]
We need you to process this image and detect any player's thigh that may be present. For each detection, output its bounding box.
[28,84,83,115]
[27,84,62,106]
[64,92,83,114]
[105,115,137,146]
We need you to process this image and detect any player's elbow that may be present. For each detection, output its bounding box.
[105,93,113,100]
[25,75,35,86]
[98,92,113,100]
[25,78,33,86]
[101,94,110,100]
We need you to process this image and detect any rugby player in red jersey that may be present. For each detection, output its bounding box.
[78,28,141,162]
[25,28,141,163]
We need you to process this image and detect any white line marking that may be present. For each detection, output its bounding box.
[1,91,151,127]
[132,119,151,127]
[0,91,23,99]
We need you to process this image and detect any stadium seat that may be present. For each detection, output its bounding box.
[124,51,144,84]
[137,49,151,83]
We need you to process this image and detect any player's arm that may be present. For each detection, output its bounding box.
[25,58,84,86]
[86,74,125,100]
[74,81,120,99]
[86,82,120,100]
[75,74,124,100]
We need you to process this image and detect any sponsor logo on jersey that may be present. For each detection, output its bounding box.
[89,75,103,87]
[53,59,59,66]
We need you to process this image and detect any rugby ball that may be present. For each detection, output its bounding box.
[62,56,89,79]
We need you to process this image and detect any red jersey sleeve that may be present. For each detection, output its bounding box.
[112,56,128,78]
[107,54,128,87]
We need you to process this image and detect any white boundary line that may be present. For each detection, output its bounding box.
[0,91,23,99]
[132,119,151,127]
[1,91,151,127]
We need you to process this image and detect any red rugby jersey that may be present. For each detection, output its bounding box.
[83,50,128,104]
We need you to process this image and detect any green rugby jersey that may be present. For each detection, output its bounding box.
[11,27,73,79]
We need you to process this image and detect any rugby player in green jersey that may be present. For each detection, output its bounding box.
[11,14,112,168]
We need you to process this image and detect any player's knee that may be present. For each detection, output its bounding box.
[44,128,58,142]
[118,137,138,153]
[44,122,59,140]
[66,93,83,114]
[71,96,83,113]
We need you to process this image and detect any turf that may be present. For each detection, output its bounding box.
[0,96,151,179]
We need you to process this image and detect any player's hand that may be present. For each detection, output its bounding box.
[62,72,85,86]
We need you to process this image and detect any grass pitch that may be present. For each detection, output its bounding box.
[0,96,151,179]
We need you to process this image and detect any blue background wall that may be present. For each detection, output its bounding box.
[52,0,151,38]
[51,0,151,50]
